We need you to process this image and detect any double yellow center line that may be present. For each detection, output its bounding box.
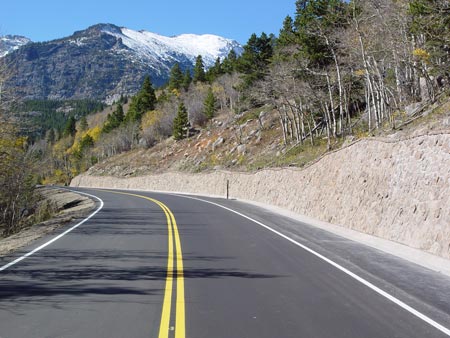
[100,190,185,338]
[155,196,185,338]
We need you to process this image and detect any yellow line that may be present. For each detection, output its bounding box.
[96,190,185,338]
[158,203,174,338]
[168,208,185,338]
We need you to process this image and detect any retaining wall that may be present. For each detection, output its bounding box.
[71,132,450,259]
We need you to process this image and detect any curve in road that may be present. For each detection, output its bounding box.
[0,187,449,338]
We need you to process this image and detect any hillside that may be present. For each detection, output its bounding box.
[82,94,450,177]
[84,104,323,176]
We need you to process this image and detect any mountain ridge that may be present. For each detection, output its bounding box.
[1,23,242,103]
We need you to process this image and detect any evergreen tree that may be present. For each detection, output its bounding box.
[294,0,347,67]
[213,57,222,74]
[138,76,157,112]
[168,63,184,91]
[79,134,94,152]
[206,57,223,82]
[258,33,275,61]
[46,128,55,144]
[114,102,125,122]
[63,116,77,137]
[125,76,156,122]
[409,0,450,74]
[182,69,192,91]
[172,102,189,140]
[278,15,296,48]
[119,94,129,105]
[237,32,274,88]
[222,49,238,74]
[193,55,206,83]
[125,96,140,122]
[203,87,217,119]
[103,103,124,133]
[79,116,88,132]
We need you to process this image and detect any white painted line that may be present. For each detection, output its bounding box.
[174,193,450,337]
[0,189,104,272]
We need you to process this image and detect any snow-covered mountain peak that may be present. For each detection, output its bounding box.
[0,35,31,57]
[103,27,242,67]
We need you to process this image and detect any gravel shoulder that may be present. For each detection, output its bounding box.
[0,186,96,257]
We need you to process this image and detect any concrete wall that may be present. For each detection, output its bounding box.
[71,131,450,259]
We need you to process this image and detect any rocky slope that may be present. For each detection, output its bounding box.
[1,24,242,102]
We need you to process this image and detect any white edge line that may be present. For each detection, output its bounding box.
[0,189,104,272]
[173,193,450,337]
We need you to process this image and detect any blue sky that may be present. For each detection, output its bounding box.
[0,0,296,44]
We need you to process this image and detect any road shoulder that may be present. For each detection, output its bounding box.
[0,186,95,257]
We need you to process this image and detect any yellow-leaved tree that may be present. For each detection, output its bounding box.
[0,122,35,235]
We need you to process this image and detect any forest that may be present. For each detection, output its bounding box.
[0,0,449,236]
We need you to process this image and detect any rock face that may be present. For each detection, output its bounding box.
[1,24,242,102]
[72,131,450,259]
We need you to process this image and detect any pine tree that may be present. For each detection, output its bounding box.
[193,55,206,83]
[79,116,88,131]
[213,57,222,74]
[182,69,192,91]
[204,87,217,119]
[103,103,124,133]
[79,134,94,152]
[222,49,238,74]
[125,76,156,122]
[206,57,223,82]
[237,32,274,88]
[46,128,55,144]
[138,76,157,112]
[278,15,296,47]
[258,33,275,62]
[125,97,138,122]
[114,103,125,123]
[293,0,346,67]
[63,116,77,137]
[409,0,450,74]
[173,102,189,140]
[119,94,129,104]
[169,63,184,91]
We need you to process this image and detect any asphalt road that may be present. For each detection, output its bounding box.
[1,188,449,338]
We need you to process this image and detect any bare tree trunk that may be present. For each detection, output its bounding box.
[277,107,288,146]
[325,36,345,136]
[321,102,331,150]
[325,72,337,137]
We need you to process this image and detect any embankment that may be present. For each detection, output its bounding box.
[71,131,450,259]
[0,187,95,256]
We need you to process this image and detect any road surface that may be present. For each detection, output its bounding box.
[0,188,449,338]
